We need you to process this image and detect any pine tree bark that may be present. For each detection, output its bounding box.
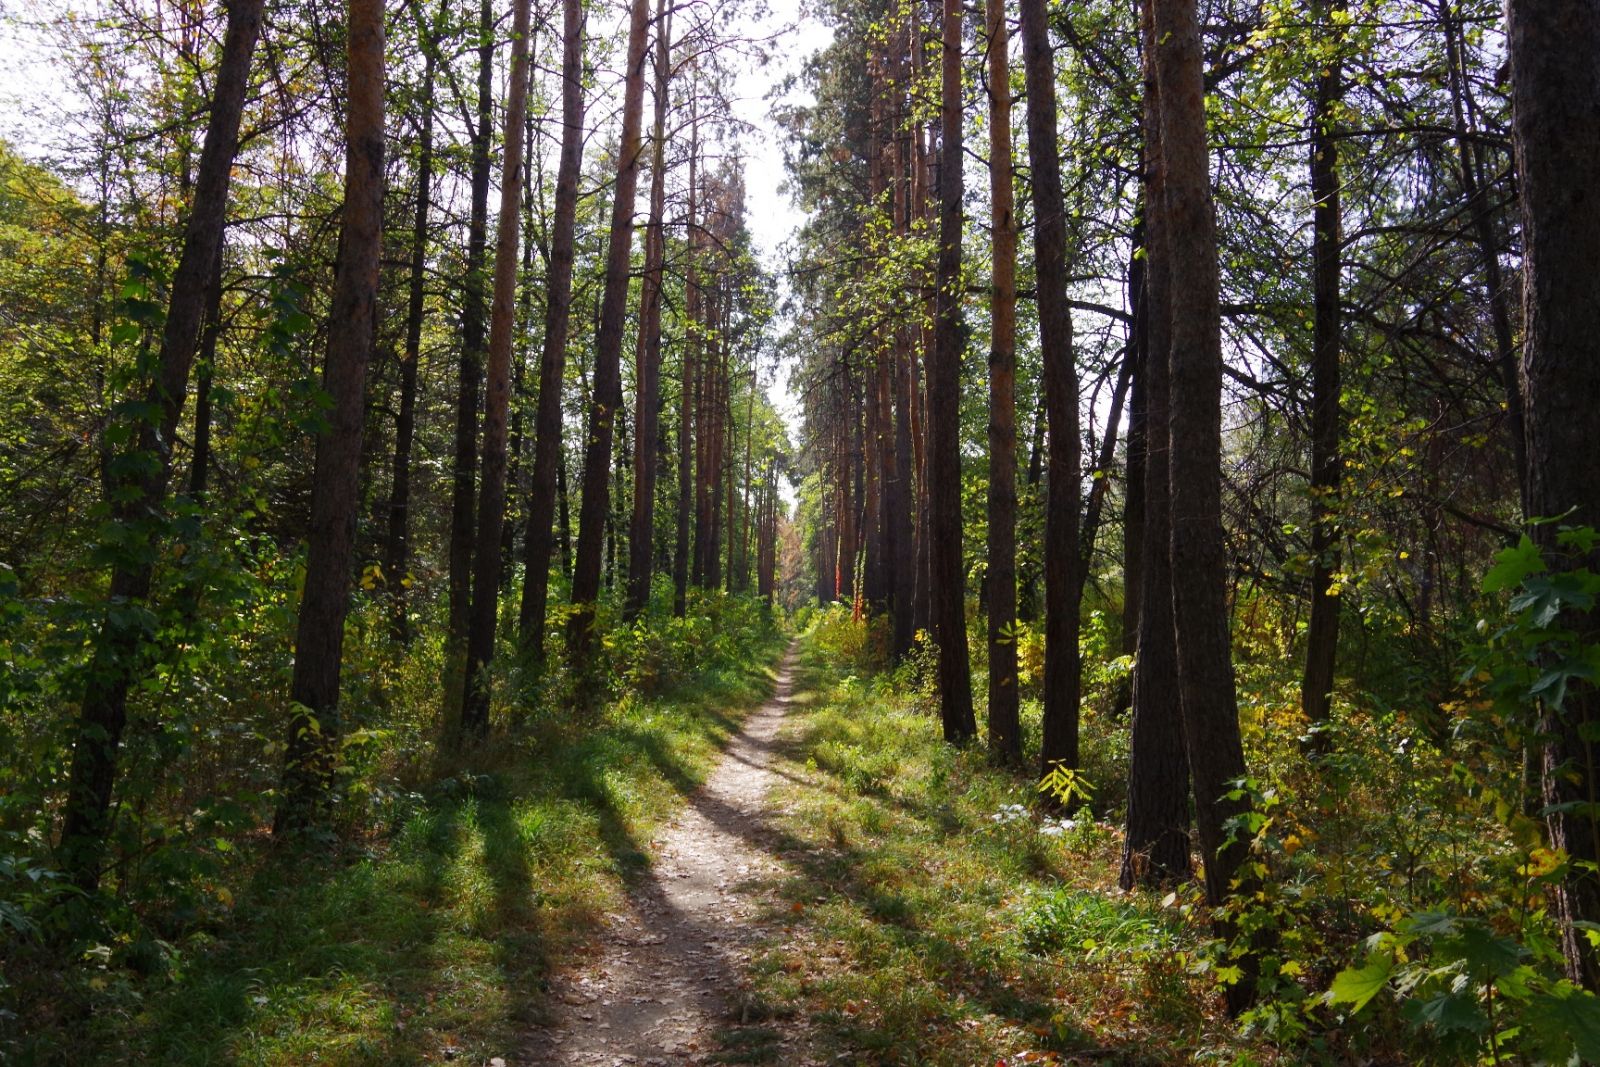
[626,0,671,619]
[1122,216,1147,662]
[519,0,585,657]
[910,102,933,635]
[274,0,385,833]
[567,0,651,666]
[674,118,700,616]
[460,0,534,736]
[502,117,536,588]
[929,0,976,743]
[862,90,887,611]
[1300,2,1343,737]
[692,205,715,591]
[1150,0,1257,1008]
[1018,0,1080,773]
[834,394,856,602]
[59,0,265,889]
[1120,46,1190,887]
[707,308,728,592]
[188,241,225,500]
[985,0,1020,763]
[888,34,917,655]
[447,0,495,684]
[737,367,757,591]
[1507,0,1600,991]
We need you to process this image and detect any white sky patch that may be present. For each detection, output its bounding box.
[0,0,73,152]
[725,0,830,502]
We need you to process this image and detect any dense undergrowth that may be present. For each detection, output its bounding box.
[0,585,786,1065]
[747,593,1600,1065]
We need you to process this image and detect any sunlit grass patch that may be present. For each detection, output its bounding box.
[48,626,788,1066]
[1014,886,1178,958]
[744,626,1247,1066]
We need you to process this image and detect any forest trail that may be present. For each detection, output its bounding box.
[520,641,812,1066]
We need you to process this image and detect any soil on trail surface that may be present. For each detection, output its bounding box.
[520,642,813,1066]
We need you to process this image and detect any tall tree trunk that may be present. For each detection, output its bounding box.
[889,337,917,653]
[723,353,737,594]
[609,414,626,590]
[519,0,585,658]
[1151,0,1257,1008]
[1507,0,1600,991]
[447,0,495,688]
[697,300,712,589]
[985,0,1020,763]
[384,29,435,645]
[558,448,573,575]
[888,36,916,655]
[188,241,225,500]
[59,0,265,890]
[737,366,757,590]
[928,0,976,743]
[1300,2,1343,737]
[626,0,671,619]
[862,60,892,617]
[460,0,533,737]
[707,312,728,592]
[693,237,714,589]
[861,355,885,609]
[833,387,857,602]
[274,0,385,833]
[1120,47,1190,887]
[502,113,537,588]
[1122,217,1147,661]
[1018,0,1080,773]
[673,114,699,617]
[567,0,651,665]
[910,102,933,636]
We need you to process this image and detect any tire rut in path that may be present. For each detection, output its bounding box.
[520,641,810,1066]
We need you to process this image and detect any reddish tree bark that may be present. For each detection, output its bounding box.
[566,0,651,666]
[1300,0,1343,737]
[447,0,495,678]
[1120,40,1190,887]
[674,114,700,615]
[459,0,534,737]
[626,0,672,620]
[1151,0,1258,1010]
[518,0,586,658]
[1018,0,1081,773]
[275,0,386,832]
[985,0,1020,763]
[928,0,976,742]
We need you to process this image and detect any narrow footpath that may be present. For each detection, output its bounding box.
[520,642,812,1066]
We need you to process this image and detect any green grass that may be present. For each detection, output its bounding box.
[737,632,1251,1066]
[22,637,785,1067]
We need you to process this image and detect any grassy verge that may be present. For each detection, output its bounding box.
[31,629,786,1066]
[740,631,1256,1066]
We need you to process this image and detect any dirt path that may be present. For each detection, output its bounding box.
[519,643,811,1066]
